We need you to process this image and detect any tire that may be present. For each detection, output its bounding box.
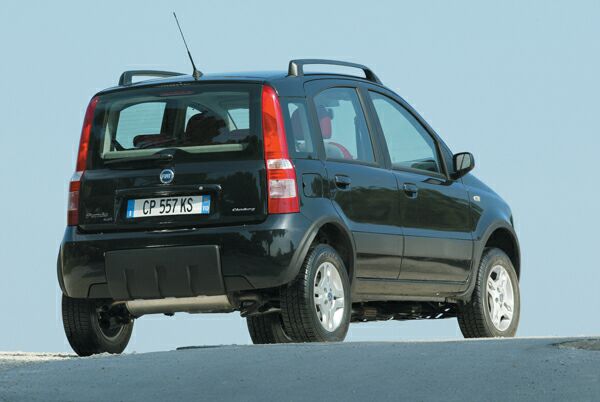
[62,295,134,357]
[458,248,520,338]
[246,313,293,344]
[280,244,351,343]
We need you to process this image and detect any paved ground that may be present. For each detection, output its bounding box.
[0,337,598,401]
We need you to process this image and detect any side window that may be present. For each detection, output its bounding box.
[182,101,250,146]
[282,99,314,157]
[313,88,375,163]
[227,108,249,130]
[185,106,201,126]
[115,102,166,149]
[184,106,249,132]
[369,92,441,174]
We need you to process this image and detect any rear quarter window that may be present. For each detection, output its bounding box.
[281,98,316,159]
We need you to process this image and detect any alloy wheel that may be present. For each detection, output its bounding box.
[313,262,345,332]
[486,265,515,332]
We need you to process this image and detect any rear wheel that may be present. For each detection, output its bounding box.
[62,295,133,356]
[246,313,293,344]
[280,244,351,343]
[458,248,520,338]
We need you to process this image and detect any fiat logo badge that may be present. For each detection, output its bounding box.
[159,169,175,184]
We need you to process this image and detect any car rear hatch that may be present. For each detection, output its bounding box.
[77,83,267,232]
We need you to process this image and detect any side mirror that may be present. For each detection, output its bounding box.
[452,152,475,179]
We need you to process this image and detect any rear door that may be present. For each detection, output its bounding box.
[365,88,473,283]
[80,83,267,232]
[305,80,402,280]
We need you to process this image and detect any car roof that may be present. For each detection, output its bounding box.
[137,70,289,85]
[96,71,285,94]
[96,71,388,99]
[97,60,386,96]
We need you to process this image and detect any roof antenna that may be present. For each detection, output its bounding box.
[173,12,202,80]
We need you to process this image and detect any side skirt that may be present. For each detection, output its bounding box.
[352,277,469,303]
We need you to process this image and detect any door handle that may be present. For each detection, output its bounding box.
[402,183,419,198]
[334,175,352,189]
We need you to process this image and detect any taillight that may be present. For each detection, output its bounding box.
[68,97,98,226]
[67,173,82,226]
[262,85,299,214]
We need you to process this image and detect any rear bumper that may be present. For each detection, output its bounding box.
[58,214,312,300]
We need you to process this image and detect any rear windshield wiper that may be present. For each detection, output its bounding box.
[103,153,174,166]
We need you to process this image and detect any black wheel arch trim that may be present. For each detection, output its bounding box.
[457,220,520,302]
[290,214,357,286]
[57,251,66,295]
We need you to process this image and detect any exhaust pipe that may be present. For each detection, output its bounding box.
[121,295,234,317]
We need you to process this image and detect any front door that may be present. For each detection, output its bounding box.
[306,81,402,280]
[365,89,473,283]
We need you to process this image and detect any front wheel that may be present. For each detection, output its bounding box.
[62,295,133,356]
[458,248,520,338]
[280,244,351,343]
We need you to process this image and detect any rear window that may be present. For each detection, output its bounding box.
[89,84,261,165]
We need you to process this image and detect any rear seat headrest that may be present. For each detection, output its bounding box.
[185,112,228,145]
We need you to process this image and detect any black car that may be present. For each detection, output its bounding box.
[58,60,521,356]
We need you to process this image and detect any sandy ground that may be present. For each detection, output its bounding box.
[0,337,598,401]
[0,352,74,372]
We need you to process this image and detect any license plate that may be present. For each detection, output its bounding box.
[126,195,210,218]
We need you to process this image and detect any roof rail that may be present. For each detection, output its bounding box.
[118,70,186,86]
[288,59,382,84]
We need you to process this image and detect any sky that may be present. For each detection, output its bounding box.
[0,0,598,353]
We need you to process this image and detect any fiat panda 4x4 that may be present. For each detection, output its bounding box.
[58,60,521,356]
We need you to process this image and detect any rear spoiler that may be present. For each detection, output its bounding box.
[118,70,185,86]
